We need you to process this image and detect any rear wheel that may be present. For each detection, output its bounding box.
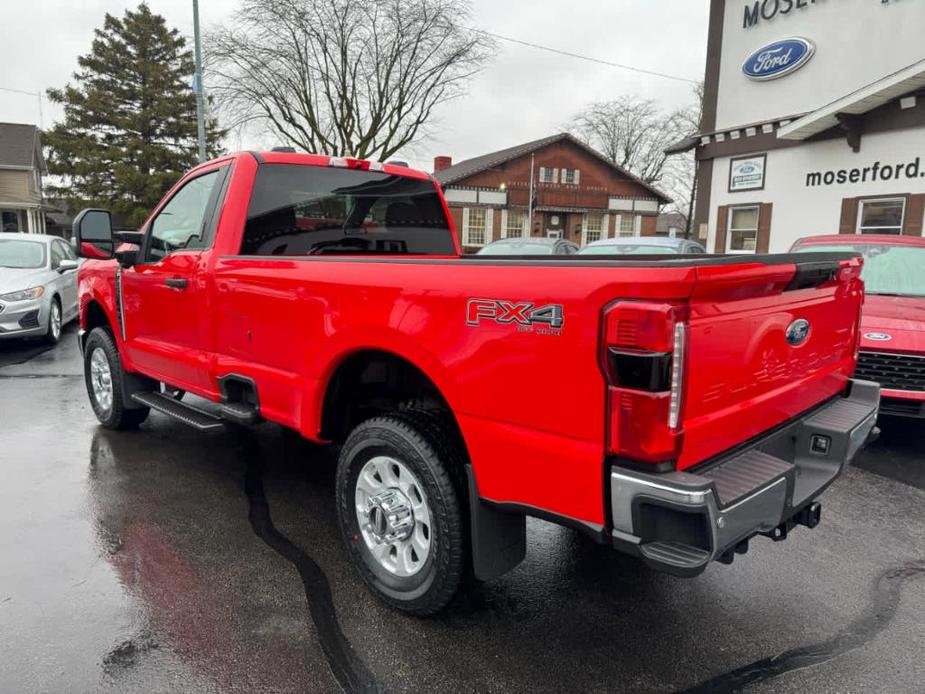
[83,327,149,429]
[336,413,467,615]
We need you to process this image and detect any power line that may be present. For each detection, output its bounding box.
[473,29,700,85]
[0,86,44,128]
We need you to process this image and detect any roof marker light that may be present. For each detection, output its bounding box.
[368,161,385,172]
[329,157,348,168]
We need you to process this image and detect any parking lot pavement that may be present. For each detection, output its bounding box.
[1,331,923,694]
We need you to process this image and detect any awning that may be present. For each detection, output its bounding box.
[778,58,925,141]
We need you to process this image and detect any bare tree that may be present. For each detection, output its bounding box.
[569,96,689,185]
[206,0,494,160]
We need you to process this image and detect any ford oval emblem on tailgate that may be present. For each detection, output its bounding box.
[786,319,811,346]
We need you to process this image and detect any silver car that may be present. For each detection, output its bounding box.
[0,233,80,344]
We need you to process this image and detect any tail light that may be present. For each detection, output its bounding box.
[601,302,689,465]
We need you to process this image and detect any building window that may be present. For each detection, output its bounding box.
[857,198,905,234]
[562,168,580,185]
[618,214,637,237]
[2,210,21,232]
[727,205,759,252]
[465,208,487,246]
[539,167,557,184]
[583,213,603,244]
[505,209,525,238]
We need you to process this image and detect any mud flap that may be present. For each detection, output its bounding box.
[466,465,526,581]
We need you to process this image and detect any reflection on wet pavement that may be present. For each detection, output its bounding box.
[2,331,925,693]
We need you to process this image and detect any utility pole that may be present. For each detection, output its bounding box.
[192,0,207,163]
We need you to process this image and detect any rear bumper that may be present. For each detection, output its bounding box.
[610,379,880,577]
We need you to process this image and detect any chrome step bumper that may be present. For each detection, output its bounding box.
[610,379,880,576]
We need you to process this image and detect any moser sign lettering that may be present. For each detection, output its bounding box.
[743,0,898,30]
[743,0,823,29]
[742,38,814,81]
[805,157,924,187]
[729,154,767,192]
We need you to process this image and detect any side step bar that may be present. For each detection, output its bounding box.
[131,392,226,431]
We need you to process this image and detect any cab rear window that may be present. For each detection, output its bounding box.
[240,164,455,256]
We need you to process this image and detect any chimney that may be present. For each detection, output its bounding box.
[433,156,452,173]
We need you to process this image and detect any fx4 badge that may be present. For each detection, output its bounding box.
[466,299,564,334]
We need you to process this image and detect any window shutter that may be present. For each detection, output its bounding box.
[485,208,494,244]
[756,203,773,253]
[462,207,470,246]
[839,198,858,234]
[539,167,546,183]
[601,213,610,239]
[500,209,509,239]
[553,168,559,184]
[634,214,642,234]
[574,170,581,185]
[903,194,925,236]
[714,206,729,253]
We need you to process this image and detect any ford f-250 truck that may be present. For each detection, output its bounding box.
[73,151,879,614]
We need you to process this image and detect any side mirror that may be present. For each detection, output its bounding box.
[57,259,79,273]
[73,208,114,259]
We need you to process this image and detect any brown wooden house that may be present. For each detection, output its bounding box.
[433,133,670,252]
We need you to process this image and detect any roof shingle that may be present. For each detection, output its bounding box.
[0,123,44,171]
[433,132,669,203]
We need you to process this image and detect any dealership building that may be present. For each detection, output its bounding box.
[677,0,925,253]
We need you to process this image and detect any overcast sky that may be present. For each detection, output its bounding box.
[0,0,708,170]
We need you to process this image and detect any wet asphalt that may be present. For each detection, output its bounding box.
[1,328,923,693]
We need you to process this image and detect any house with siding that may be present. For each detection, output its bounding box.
[0,123,48,234]
[433,133,670,252]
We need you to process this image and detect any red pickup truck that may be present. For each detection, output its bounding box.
[74,151,879,614]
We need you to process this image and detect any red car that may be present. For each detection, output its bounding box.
[72,152,878,614]
[792,234,925,418]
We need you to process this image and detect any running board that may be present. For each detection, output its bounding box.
[131,392,225,432]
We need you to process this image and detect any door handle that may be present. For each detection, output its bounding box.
[165,278,188,289]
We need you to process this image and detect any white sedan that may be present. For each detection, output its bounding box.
[0,233,80,344]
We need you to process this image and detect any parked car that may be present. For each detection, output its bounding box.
[73,151,877,615]
[578,236,707,255]
[792,233,925,418]
[476,237,578,255]
[0,232,80,344]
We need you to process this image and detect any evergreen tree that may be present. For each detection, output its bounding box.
[45,3,224,228]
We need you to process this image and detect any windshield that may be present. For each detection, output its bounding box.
[0,239,47,269]
[578,244,678,255]
[793,243,925,297]
[477,242,554,255]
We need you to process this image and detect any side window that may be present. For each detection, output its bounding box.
[148,170,222,261]
[50,240,66,269]
[60,239,77,260]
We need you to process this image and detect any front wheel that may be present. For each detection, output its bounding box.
[83,327,149,429]
[44,298,62,345]
[336,413,467,615]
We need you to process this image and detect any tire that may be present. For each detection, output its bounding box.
[44,297,62,345]
[336,412,467,615]
[83,327,150,429]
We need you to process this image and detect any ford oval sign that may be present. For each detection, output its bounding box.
[864,332,892,342]
[743,38,815,81]
[786,319,811,347]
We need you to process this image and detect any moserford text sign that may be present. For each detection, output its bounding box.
[742,38,815,81]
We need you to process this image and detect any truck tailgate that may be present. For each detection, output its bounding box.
[678,256,864,469]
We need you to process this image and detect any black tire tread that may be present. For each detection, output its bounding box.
[337,412,467,616]
[84,327,150,430]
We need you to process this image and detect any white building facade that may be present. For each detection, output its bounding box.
[687,0,925,253]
